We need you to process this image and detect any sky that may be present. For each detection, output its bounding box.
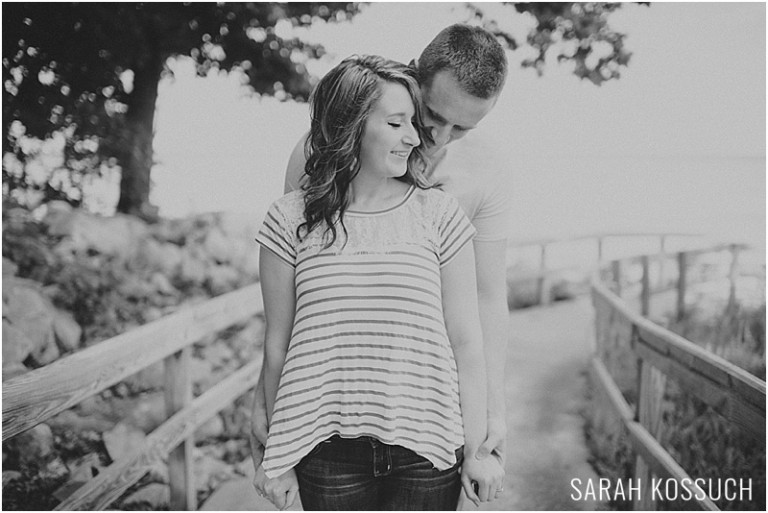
[149,1,765,251]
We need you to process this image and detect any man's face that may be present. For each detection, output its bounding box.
[420,70,498,156]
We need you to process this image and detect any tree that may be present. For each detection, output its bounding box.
[3,2,640,219]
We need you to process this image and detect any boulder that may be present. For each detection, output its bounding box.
[53,310,82,353]
[150,272,176,296]
[15,424,55,467]
[195,415,225,441]
[122,361,165,392]
[123,392,167,432]
[206,264,241,295]
[3,257,19,276]
[46,210,149,259]
[2,362,30,381]
[2,277,57,359]
[3,470,22,487]
[47,409,116,434]
[121,483,170,510]
[179,252,207,284]
[203,227,232,264]
[103,422,146,462]
[2,320,33,365]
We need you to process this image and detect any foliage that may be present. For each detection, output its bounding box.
[3,2,640,217]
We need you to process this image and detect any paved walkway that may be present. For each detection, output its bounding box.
[201,298,605,511]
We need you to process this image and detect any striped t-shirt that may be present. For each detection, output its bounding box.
[255,186,476,479]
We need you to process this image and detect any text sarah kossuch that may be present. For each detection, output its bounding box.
[570,478,753,503]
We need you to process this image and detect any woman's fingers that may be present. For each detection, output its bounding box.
[461,474,481,507]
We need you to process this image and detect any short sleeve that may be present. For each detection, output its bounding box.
[255,200,297,267]
[438,195,477,267]
[472,176,510,242]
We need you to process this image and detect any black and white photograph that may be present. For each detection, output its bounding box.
[2,1,765,511]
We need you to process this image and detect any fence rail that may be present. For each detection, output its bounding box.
[2,283,265,510]
[3,232,763,510]
[590,244,765,510]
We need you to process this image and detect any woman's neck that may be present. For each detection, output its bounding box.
[348,176,410,212]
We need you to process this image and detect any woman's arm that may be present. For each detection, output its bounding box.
[259,247,296,423]
[257,247,300,511]
[441,243,503,505]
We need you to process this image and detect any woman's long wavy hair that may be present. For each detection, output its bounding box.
[298,55,434,248]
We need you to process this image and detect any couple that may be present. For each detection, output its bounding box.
[251,24,510,511]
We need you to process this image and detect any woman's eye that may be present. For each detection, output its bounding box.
[388,122,401,128]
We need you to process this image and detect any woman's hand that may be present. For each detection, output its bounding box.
[260,468,299,510]
[460,450,505,506]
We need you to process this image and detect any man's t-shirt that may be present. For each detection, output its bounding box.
[284,134,510,242]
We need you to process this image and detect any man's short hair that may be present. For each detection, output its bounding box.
[416,24,508,99]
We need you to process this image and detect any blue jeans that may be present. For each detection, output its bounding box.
[295,435,463,510]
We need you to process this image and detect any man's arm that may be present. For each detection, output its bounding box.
[473,238,509,462]
[283,132,309,193]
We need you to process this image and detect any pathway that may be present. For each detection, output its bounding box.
[201,297,605,511]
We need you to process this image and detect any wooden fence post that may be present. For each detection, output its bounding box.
[612,260,622,297]
[658,235,667,290]
[537,243,548,305]
[676,252,688,322]
[165,347,196,510]
[727,244,740,311]
[641,255,650,317]
[633,352,667,511]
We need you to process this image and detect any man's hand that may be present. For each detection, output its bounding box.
[258,468,299,511]
[461,449,505,506]
[475,415,507,465]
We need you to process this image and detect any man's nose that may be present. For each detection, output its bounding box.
[430,125,451,148]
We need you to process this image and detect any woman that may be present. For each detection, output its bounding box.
[254,55,503,510]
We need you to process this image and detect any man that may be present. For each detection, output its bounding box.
[251,23,510,508]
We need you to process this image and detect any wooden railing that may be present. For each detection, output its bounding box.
[506,231,711,306]
[3,232,762,510]
[589,245,765,510]
[2,283,265,510]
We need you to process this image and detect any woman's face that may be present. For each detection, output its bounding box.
[357,82,421,181]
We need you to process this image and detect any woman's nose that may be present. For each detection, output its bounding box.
[404,124,420,147]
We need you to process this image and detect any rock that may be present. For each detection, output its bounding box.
[30,339,60,366]
[53,310,82,353]
[3,470,22,487]
[179,252,207,284]
[190,356,215,392]
[123,392,166,432]
[122,361,165,392]
[46,211,149,259]
[2,320,33,365]
[2,257,18,276]
[206,264,241,295]
[65,453,102,483]
[121,483,170,509]
[202,342,235,369]
[2,277,56,358]
[203,227,232,263]
[103,422,146,462]
[15,424,55,467]
[53,452,103,500]
[150,272,176,295]
[38,456,69,481]
[47,410,116,434]
[195,415,225,441]
[2,362,29,381]
[193,453,234,492]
